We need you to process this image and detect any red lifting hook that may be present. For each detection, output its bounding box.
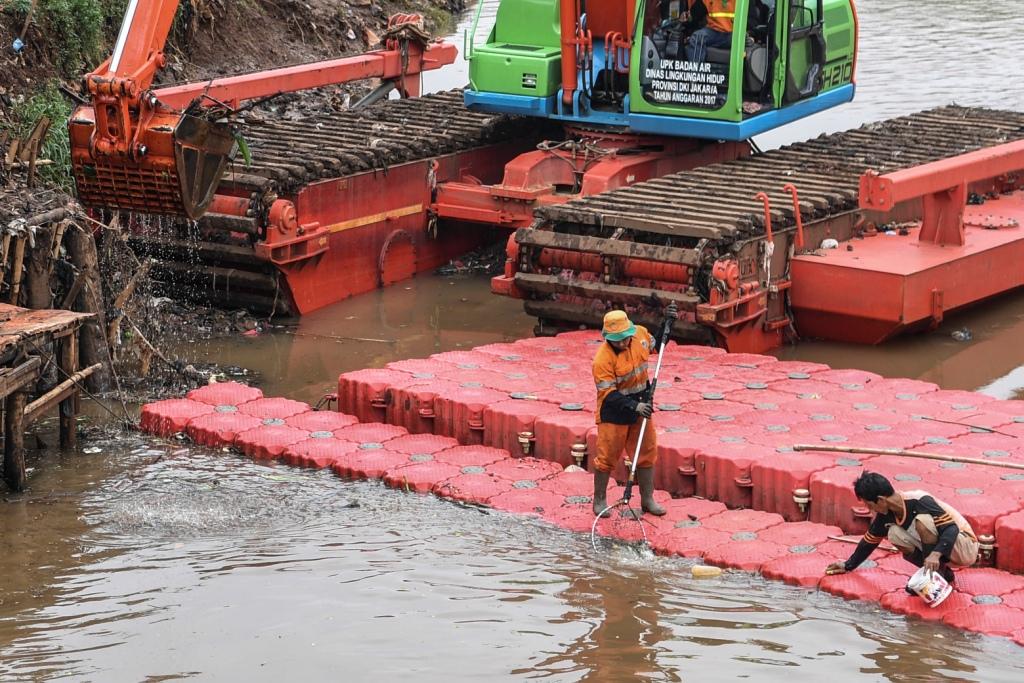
[782,184,806,249]
[754,192,773,242]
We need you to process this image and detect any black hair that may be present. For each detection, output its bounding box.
[853,471,895,502]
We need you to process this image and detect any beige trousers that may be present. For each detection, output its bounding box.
[887,514,979,567]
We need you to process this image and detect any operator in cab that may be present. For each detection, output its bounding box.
[590,303,677,518]
[684,0,736,64]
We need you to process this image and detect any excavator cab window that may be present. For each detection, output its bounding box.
[637,0,732,111]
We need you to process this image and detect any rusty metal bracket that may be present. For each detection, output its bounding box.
[859,139,1024,246]
[782,183,806,249]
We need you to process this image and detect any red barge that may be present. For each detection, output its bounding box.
[68,1,1024,353]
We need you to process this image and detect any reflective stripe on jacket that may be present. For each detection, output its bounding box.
[592,325,654,424]
[692,0,736,34]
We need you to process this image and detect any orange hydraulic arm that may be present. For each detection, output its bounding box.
[71,2,456,219]
[84,0,178,159]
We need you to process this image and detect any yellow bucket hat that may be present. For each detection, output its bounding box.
[602,310,636,342]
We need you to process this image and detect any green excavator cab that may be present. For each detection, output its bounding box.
[465,0,858,140]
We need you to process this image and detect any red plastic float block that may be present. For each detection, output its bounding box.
[284,410,358,432]
[333,422,408,444]
[807,457,878,534]
[386,358,456,376]
[710,352,778,368]
[942,604,1024,638]
[386,379,459,434]
[591,507,658,545]
[955,568,1024,597]
[695,442,774,509]
[726,388,803,410]
[235,424,309,460]
[384,433,460,455]
[757,520,844,547]
[433,384,508,444]
[995,510,1024,574]
[703,536,790,571]
[383,461,463,494]
[940,487,1024,538]
[139,398,214,436]
[482,399,561,456]
[434,470,516,505]
[331,447,411,480]
[542,504,599,534]
[429,350,492,367]
[879,590,974,623]
[761,546,844,588]
[336,368,413,423]
[485,456,563,483]
[787,417,867,444]
[819,568,907,602]
[684,398,752,420]
[651,523,733,559]
[751,450,843,521]
[477,369,546,395]
[700,508,784,534]
[679,373,748,397]
[533,410,596,467]
[187,381,263,407]
[674,344,727,359]
[489,488,566,516]
[554,329,605,344]
[530,381,592,407]
[771,360,830,376]
[186,410,263,447]
[942,431,1024,461]
[814,368,883,386]
[866,377,942,400]
[473,342,528,358]
[236,397,310,421]
[652,430,710,497]
[432,445,510,468]
[1004,590,1024,610]
[282,437,359,469]
[538,469,605,498]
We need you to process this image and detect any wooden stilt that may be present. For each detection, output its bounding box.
[65,226,110,392]
[4,391,27,491]
[59,332,79,449]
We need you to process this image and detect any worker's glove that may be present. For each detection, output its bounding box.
[635,402,654,418]
[665,301,679,320]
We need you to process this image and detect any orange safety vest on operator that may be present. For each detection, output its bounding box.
[592,326,654,424]
[691,0,736,33]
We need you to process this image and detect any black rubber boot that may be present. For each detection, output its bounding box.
[592,469,612,517]
[637,467,666,516]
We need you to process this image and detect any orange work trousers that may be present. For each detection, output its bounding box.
[593,419,658,473]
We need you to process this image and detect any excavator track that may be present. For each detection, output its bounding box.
[511,105,1024,343]
[129,90,549,313]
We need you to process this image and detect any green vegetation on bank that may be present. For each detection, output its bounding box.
[4,79,73,188]
[2,0,127,76]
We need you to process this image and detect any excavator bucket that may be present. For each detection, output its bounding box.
[173,114,238,219]
[70,108,237,220]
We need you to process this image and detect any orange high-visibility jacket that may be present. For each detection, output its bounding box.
[592,326,654,424]
[691,0,736,33]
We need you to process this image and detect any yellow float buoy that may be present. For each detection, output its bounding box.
[691,564,722,578]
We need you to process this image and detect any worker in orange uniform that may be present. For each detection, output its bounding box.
[686,0,735,64]
[591,303,678,517]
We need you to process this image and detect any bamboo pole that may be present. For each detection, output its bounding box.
[793,444,1024,471]
[8,234,26,304]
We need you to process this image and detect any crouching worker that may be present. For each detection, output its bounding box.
[591,303,677,518]
[825,472,979,585]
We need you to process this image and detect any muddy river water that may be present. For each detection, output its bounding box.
[3,2,1024,680]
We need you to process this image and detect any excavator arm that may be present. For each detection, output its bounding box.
[70,2,456,219]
